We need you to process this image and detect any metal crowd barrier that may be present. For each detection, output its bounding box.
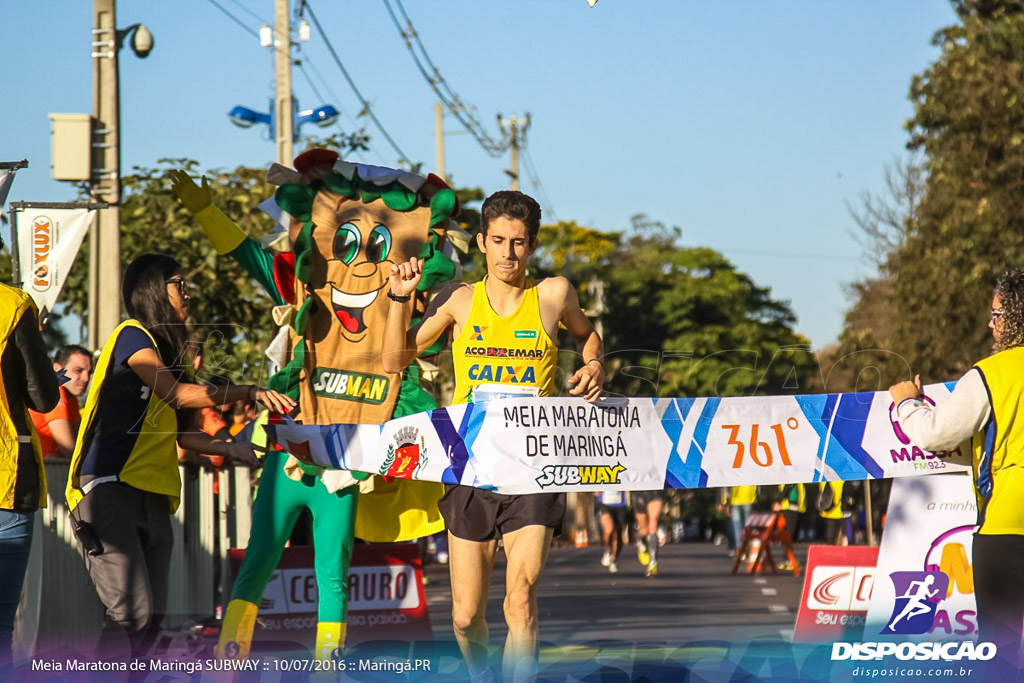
[14,459,255,658]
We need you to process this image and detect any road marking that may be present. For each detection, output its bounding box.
[761,588,778,596]
[768,604,790,613]
[753,578,768,585]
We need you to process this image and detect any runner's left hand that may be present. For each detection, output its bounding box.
[569,361,604,402]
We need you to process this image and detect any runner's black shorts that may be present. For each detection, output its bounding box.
[632,490,666,510]
[439,484,565,542]
[596,504,631,527]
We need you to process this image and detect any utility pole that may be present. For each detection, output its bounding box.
[498,113,530,191]
[275,0,294,167]
[90,0,121,349]
[434,102,446,181]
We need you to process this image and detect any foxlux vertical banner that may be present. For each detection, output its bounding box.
[14,206,95,315]
[863,472,978,641]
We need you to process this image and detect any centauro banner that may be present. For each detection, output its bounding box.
[263,382,972,494]
[14,206,94,315]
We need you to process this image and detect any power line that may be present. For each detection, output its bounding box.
[382,0,508,158]
[223,0,266,24]
[295,59,372,163]
[303,0,413,165]
[520,147,556,220]
[296,55,380,163]
[202,0,260,39]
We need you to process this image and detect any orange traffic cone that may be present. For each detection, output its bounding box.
[747,537,762,572]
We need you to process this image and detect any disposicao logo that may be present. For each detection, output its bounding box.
[882,571,948,635]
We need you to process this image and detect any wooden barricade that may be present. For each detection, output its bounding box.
[731,512,801,577]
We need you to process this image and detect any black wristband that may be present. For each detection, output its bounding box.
[387,290,412,303]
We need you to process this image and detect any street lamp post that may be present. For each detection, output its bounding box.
[227,101,339,152]
[231,0,336,167]
[88,0,152,349]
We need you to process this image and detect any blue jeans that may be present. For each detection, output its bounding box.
[0,510,34,665]
[729,504,752,551]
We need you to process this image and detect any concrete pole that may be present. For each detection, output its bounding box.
[508,117,520,192]
[91,0,121,348]
[275,0,293,167]
[499,114,530,191]
[434,102,446,181]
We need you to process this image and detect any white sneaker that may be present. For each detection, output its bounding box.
[600,551,612,567]
[608,561,618,573]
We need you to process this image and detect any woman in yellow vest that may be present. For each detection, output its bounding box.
[815,481,846,545]
[65,254,295,660]
[0,277,59,666]
[890,268,1024,674]
[776,483,806,541]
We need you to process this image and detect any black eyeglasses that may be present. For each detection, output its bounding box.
[165,278,189,297]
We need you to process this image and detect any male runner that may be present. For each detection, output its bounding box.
[382,190,604,681]
[631,490,665,576]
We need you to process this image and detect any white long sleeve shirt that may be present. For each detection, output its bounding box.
[896,368,991,451]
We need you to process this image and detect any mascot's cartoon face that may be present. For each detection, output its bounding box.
[273,151,457,425]
[308,191,430,345]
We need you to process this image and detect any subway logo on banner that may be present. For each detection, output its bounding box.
[312,368,389,405]
[536,463,625,488]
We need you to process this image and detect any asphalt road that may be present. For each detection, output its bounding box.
[419,539,813,679]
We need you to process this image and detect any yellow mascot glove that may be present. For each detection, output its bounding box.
[168,169,247,255]
[168,169,213,214]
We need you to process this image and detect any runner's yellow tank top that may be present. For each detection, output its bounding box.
[452,279,557,404]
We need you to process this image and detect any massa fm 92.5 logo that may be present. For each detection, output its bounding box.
[888,393,963,468]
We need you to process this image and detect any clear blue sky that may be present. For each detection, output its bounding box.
[2,0,957,348]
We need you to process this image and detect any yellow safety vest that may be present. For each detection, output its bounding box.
[778,483,807,513]
[973,347,1024,534]
[817,482,844,520]
[730,485,757,506]
[67,320,182,513]
[0,284,46,509]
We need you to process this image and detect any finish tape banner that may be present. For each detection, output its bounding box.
[262,383,972,495]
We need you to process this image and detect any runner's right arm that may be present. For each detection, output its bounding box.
[381,257,458,373]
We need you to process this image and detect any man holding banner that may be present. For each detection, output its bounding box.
[890,267,1024,673]
[382,190,604,681]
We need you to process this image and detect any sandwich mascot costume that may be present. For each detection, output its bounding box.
[170,149,465,661]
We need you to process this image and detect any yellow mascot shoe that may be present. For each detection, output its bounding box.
[315,622,347,662]
[216,600,258,659]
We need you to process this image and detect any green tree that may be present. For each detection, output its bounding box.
[57,159,281,383]
[832,157,925,393]
[886,0,1024,378]
[537,215,817,399]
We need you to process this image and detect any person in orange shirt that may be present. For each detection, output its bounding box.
[30,344,92,458]
[227,399,258,437]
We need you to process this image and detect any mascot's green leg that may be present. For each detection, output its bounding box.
[309,481,359,659]
[217,451,307,656]
[217,452,360,659]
